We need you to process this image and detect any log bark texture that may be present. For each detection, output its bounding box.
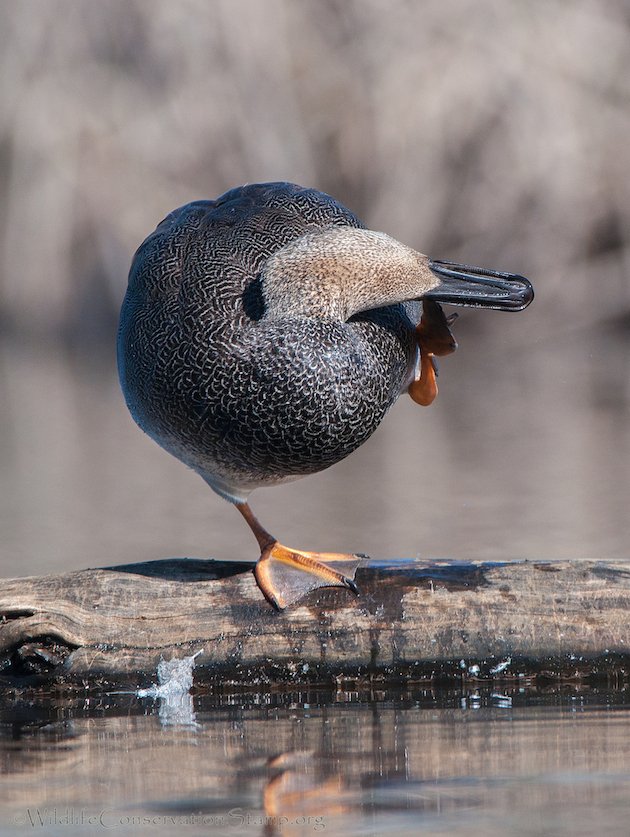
[1,558,629,686]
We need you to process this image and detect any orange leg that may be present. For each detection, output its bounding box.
[236,503,360,610]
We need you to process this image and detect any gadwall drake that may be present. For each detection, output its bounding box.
[118,182,533,609]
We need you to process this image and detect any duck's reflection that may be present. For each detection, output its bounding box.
[262,750,346,835]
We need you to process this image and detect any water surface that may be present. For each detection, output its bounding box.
[3,687,630,836]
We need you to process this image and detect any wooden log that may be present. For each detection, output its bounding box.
[1,558,629,687]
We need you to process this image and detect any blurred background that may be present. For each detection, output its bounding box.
[0,0,628,578]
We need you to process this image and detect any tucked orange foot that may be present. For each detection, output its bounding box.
[408,351,439,406]
[236,502,361,610]
[409,298,458,407]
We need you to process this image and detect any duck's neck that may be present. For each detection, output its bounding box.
[260,227,439,322]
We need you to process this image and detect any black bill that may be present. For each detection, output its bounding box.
[426,260,534,311]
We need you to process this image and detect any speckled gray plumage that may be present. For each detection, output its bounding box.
[118,182,417,502]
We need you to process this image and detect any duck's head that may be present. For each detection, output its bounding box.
[260,226,533,321]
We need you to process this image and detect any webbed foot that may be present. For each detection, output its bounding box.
[255,543,360,610]
[236,501,361,610]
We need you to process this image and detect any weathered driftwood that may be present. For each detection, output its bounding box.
[1,558,629,686]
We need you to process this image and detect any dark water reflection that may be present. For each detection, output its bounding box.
[2,688,630,836]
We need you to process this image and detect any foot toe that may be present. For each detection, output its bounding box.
[343,577,359,595]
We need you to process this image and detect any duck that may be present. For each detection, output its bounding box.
[117,182,533,610]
